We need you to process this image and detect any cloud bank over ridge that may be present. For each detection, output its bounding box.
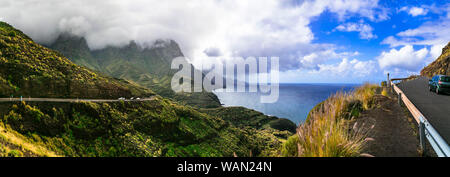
[0,0,388,73]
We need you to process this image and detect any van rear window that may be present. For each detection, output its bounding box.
[441,77,450,82]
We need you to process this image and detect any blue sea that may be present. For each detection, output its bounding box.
[214,84,359,125]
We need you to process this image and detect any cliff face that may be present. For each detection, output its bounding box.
[49,35,221,108]
[421,42,450,77]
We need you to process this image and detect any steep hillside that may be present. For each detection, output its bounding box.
[49,34,221,108]
[0,22,154,99]
[421,42,450,77]
[0,21,291,157]
[0,98,284,157]
[202,106,297,135]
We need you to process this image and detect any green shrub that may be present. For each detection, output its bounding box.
[7,150,23,157]
[381,88,388,97]
[280,135,300,157]
[268,119,296,133]
[288,84,377,157]
[8,31,16,37]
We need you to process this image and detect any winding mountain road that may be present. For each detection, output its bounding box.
[0,96,156,103]
[397,77,450,144]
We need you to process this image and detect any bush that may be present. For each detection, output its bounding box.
[381,88,388,97]
[268,119,297,133]
[8,31,16,37]
[7,150,23,157]
[284,83,377,157]
[280,135,300,157]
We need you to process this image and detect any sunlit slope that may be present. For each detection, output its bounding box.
[0,21,290,157]
[421,42,450,77]
[0,22,154,99]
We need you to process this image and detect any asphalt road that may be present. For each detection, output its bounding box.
[0,96,156,103]
[398,77,450,144]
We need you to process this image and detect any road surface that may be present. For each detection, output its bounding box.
[0,96,156,103]
[398,77,450,144]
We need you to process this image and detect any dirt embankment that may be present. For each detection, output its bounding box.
[355,94,421,157]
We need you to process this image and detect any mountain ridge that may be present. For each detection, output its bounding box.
[421,42,450,77]
[49,34,222,108]
[0,21,294,157]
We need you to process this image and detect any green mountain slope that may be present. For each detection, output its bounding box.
[0,22,153,99]
[421,42,450,77]
[49,34,221,108]
[0,21,291,157]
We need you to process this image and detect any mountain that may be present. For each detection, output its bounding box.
[421,42,450,77]
[0,23,154,99]
[49,34,221,108]
[0,21,292,157]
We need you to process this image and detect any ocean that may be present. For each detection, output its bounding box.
[214,83,359,125]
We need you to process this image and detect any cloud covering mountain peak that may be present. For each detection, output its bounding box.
[0,0,388,73]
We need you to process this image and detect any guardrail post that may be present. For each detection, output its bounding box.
[387,73,390,87]
[419,121,426,156]
[390,82,393,93]
[398,93,402,106]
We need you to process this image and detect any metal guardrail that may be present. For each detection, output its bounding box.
[390,79,450,157]
[419,116,450,157]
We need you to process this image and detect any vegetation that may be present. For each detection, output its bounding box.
[0,99,287,157]
[49,34,221,108]
[381,88,388,97]
[421,42,450,77]
[281,83,378,157]
[201,106,296,134]
[0,122,60,157]
[0,21,291,157]
[0,22,154,99]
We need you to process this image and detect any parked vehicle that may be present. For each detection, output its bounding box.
[429,75,450,94]
[118,97,125,100]
[136,98,141,100]
[130,97,134,100]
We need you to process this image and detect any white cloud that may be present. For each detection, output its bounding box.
[377,45,429,71]
[379,10,450,77]
[0,0,387,73]
[381,6,450,54]
[430,43,447,60]
[313,58,377,77]
[335,22,377,39]
[324,0,389,21]
[299,49,359,69]
[381,18,449,66]
[400,6,428,16]
[409,7,428,16]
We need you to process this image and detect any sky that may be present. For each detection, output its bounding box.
[0,0,449,84]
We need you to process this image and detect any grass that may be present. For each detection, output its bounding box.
[0,123,60,157]
[282,83,378,157]
[381,88,388,97]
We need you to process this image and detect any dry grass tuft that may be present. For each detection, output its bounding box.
[289,83,378,157]
[381,88,388,97]
[0,123,60,157]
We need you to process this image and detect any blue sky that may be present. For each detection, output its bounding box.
[287,0,450,83]
[1,0,450,84]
